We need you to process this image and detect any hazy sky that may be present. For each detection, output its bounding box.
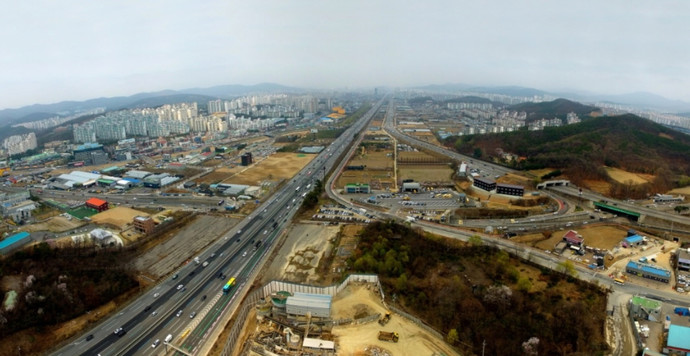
[2,1,689,109]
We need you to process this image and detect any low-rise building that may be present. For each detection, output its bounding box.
[473,177,496,192]
[133,216,155,234]
[86,197,109,212]
[630,295,662,322]
[664,324,690,355]
[496,183,524,196]
[626,261,671,283]
[0,231,32,255]
[285,292,332,319]
[345,183,370,194]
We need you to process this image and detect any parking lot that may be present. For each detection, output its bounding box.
[312,204,374,223]
[363,191,463,214]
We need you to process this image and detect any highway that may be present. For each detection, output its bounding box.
[52,97,386,356]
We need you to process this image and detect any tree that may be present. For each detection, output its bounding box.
[557,260,577,277]
[468,235,483,246]
[473,147,483,158]
[446,328,459,345]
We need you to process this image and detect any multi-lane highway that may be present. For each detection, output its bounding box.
[52,98,386,356]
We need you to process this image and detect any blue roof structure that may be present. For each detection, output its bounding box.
[0,232,31,251]
[74,143,103,152]
[667,324,690,352]
[122,177,140,184]
[624,235,643,244]
[626,261,671,278]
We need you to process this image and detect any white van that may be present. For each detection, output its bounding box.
[164,334,173,343]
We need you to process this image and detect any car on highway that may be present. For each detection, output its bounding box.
[177,284,184,290]
[151,311,158,317]
[242,251,247,257]
[152,339,160,348]
[176,310,183,317]
[172,274,178,280]
[190,312,196,319]
[153,293,159,298]
[114,327,126,337]
[202,295,207,301]
[144,305,151,312]
[85,334,94,341]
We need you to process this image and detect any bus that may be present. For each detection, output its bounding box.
[613,278,625,285]
[223,277,236,293]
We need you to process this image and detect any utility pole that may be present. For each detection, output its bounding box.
[482,340,486,356]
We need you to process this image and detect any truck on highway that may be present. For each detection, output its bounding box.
[164,334,173,343]
[194,256,201,265]
[378,331,399,342]
[295,186,301,192]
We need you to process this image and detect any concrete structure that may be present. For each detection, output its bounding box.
[626,261,671,283]
[285,292,332,318]
[496,183,524,196]
[299,146,325,154]
[3,200,36,223]
[73,143,105,165]
[86,197,108,212]
[302,337,335,353]
[0,231,32,255]
[630,295,662,322]
[665,324,690,354]
[133,216,155,234]
[344,183,370,194]
[125,170,151,179]
[473,177,496,192]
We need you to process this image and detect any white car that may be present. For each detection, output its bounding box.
[151,339,160,348]
[242,251,247,257]
[177,284,184,290]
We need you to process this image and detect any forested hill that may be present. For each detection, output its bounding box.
[449,114,690,185]
[509,98,601,121]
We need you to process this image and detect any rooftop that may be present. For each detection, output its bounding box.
[626,261,671,278]
[667,324,690,352]
[631,295,661,310]
[86,197,107,207]
[0,232,31,250]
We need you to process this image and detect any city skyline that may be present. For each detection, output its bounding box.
[1,1,689,109]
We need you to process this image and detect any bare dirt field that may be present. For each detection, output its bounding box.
[196,167,236,185]
[331,285,459,356]
[259,222,340,285]
[23,215,86,233]
[399,166,453,182]
[91,206,149,230]
[223,152,314,186]
[605,167,654,185]
[336,170,395,190]
[133,215,239,280]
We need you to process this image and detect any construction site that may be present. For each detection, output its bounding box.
[238,279,457,356]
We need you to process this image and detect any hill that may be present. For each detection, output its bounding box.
[449,114,690,196]
[509,98,601,122]
[350,221,608,355]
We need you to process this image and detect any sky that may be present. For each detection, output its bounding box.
[1,0,689,109]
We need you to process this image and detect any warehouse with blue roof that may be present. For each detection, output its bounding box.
[625,261,671,283]
[665,324,690,354]
[0,231,32,255]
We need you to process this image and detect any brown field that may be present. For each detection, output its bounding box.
[498,172,533,187]
[349,149,393,170]
[528,168,560,178]
[514,224,630,251]
[91,206,149,230]
[336,170,395,189]
[605,167,653,185]
[23,216,86,233]
[196,167,235,185]
[670,186,690,195]
[583,179,612,195]
[398,151,438,161]
[223,152,314,185]
[399,166,453,182]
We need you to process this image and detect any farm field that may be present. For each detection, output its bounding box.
[513,225,633,252]
[348,150,393,170]
[399,166,453,183]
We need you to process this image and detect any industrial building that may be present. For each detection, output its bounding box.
[73,143,107,165]
[143,173,179,188]
[400,182,421,193]
[86,197,109,212]
[562,230,584,246]
[0,231,32,255]
[496,183,524,196]
[623,234,644,247]
[344,183,370,194]
[473,177,496,192]
[665,324,690,354]
[625,261,671,283]
[285,292,332,318]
